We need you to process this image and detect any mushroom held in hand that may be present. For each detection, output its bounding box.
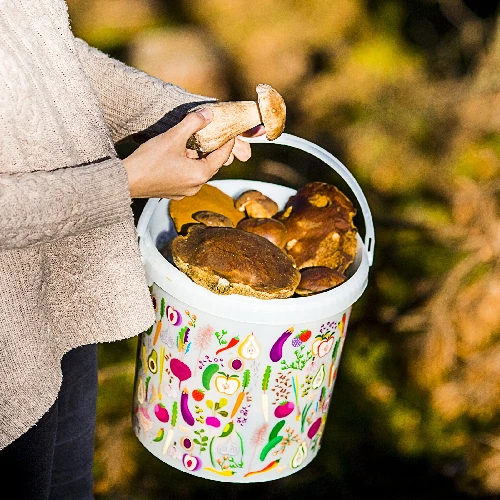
[295,266,346,296]
[186,84,286,154]
[171,225,300,299]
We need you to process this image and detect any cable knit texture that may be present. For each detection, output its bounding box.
[0,0,214,449]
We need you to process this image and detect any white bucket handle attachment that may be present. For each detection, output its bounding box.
[243,133,375,266]
[137,133,374,266]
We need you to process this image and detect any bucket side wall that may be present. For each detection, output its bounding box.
[132,282,352,483]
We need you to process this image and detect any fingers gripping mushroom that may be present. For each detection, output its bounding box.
[186,84,286,154]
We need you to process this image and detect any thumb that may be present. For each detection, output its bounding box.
[175,108,213,138]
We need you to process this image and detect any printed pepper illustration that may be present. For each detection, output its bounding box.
[215,336,239,355]
[244,459,280,478]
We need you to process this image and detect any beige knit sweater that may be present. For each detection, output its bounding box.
[0,0,215,449]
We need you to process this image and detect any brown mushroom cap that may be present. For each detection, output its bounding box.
[169,184,244,234]
[192,210,234,228]
[295,266,346,296]
[276,181,358,272]
[234,190,279,218]
[256,84,286,141]
[171,225,300,299]
[236,217,287,248]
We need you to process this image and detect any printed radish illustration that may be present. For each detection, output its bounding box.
[162,401,178,455]
[274,401,295,418]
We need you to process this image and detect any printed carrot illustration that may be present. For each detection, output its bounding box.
[215,336,239,355]
[153,298,166,345]
[262,365,271,422]
[230,368,250,418]
[162,401,178,455]
[244,459,280,477]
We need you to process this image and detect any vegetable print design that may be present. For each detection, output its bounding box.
[135,284,347,479]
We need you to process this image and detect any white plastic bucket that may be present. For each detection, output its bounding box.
[133,133,374,483]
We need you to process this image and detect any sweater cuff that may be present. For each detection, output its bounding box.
[0,158,133,250]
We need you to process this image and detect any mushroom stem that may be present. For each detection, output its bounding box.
[186,84,286,154]
[187,101,262,154]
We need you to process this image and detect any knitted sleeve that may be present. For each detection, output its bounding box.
[74,38,216,144]
[0,158,133,250]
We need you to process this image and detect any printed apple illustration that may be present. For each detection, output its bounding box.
[312,336,335,358]
[214,372,241,395]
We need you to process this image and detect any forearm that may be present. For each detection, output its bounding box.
[74,38,216,143]
[0,159,132,250]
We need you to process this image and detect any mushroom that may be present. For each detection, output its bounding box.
[169,184,245,234]
[236,217,287,248]
[234,190,279,218]
[275,181,358,272]
[186,84,286,154]
[171,225,300,299]
[192,210,234,228]
[294,266,346,297]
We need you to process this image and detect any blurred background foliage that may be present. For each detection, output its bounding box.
[66,0,500,498]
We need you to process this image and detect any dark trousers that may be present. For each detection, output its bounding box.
[0,344,98,500]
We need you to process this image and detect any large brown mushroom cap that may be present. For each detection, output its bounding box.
[276,181,358,272]
[171,225,300,299]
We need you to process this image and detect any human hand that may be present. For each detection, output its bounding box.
[223,124,266,166]
[123,109,237,200]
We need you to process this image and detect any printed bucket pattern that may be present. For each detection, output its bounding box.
[134,291,350,482]
[134,134,375,482]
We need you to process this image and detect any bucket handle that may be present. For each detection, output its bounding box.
[136,133,375,266]
[243,133,375,266]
